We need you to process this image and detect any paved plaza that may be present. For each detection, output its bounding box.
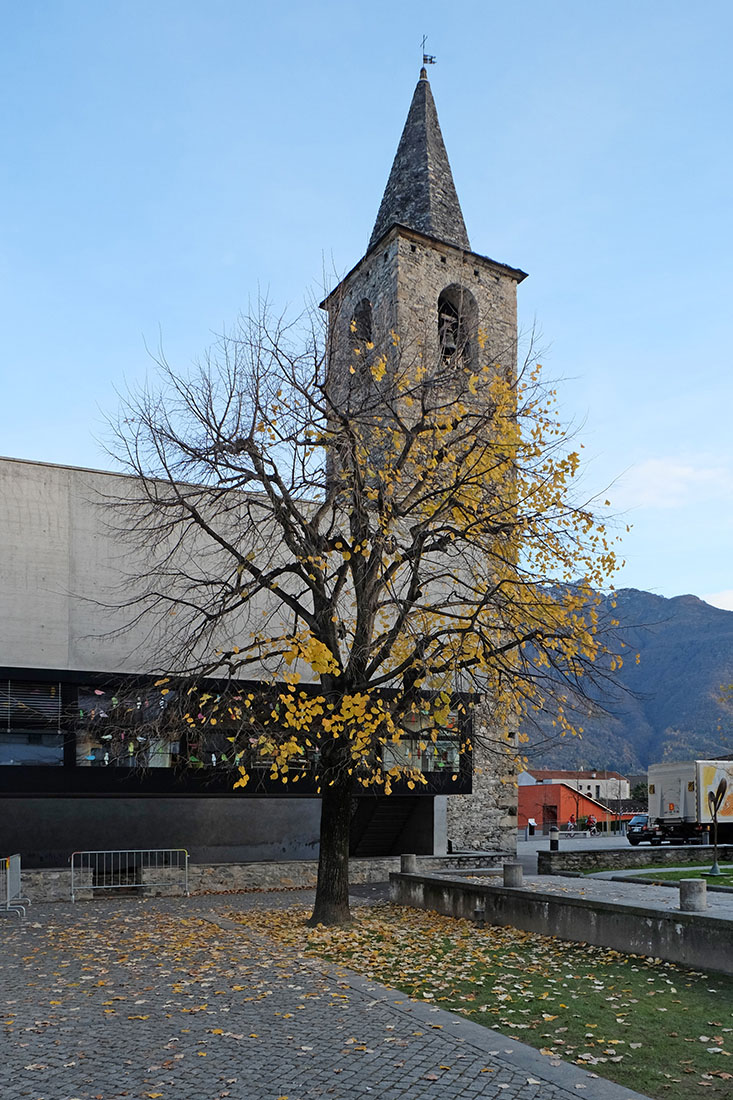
[0,887,652,1100]
[492,865,733,919]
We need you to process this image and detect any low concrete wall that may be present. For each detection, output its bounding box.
[390,871,733,976]
[20,852,508,904]
[537,845,733,876]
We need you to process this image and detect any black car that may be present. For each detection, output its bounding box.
[626,813,663,845]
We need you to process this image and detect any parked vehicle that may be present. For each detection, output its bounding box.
[647,759,733,845]
[626,812,663,846]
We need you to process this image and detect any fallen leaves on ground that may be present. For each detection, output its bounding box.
[226,901,733,1100]
[4,899,732,1100]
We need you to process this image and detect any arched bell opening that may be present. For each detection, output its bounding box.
[351,298,373,344]
[437,284,478,369]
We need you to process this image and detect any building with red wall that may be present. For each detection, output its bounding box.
[519,781,613,832]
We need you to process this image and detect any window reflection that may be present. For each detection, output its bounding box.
[383,737,460,773]
[383,710,461,774]
[0,732,64,766]
[75,685,178,768]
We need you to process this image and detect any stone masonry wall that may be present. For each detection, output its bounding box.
[538,844,733,876]
[17,852,511,905]
[393,231,522,855]
[325,225,523,415]
[446,723,518,854]
[324,225,523,858]
[395,228,521,378]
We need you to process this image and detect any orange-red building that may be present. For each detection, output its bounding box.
[518,781,613,832]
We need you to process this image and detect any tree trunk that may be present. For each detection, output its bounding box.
[308,777,353,925]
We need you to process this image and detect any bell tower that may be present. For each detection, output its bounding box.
[323,67,527,415]
[323,69,526,853]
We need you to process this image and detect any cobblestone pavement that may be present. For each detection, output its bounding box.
[0,890,651,1100]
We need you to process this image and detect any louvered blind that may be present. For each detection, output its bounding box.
[0,680,62,731]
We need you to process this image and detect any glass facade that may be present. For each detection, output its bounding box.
[0,674,470,798]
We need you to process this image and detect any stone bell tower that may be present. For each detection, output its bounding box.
[323,67,527,414]
[323,69,527,853]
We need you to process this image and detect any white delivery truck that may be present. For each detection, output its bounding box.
[647,758,733,844]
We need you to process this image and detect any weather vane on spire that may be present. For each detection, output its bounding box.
[421,35,436,67]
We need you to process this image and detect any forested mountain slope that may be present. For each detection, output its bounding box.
[527,589,733,771]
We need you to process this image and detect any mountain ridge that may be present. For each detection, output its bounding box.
[527,588,733,772]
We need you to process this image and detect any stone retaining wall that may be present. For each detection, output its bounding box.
[390,871,733,976]
[446,706,519,854]
[537,844,733,876]
[19,852,508,904]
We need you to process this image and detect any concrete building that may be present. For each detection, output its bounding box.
[1,69,524,866]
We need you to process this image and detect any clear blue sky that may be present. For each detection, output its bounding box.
[2,1,732,607]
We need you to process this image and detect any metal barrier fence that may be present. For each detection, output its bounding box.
[1,854,30,918]
[70,848,189,903]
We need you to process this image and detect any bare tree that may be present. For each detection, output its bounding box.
[106,300,621,924]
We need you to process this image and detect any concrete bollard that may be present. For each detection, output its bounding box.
[400,853,418,873]
[503,862,523,888]
[679,878,707,911]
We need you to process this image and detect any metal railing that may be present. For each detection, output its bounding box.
[70,848,189,903]
[1,854,30,918]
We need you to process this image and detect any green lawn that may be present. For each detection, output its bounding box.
[238,904,733,1100]
[584,865,733,888]
[618,866,733,888]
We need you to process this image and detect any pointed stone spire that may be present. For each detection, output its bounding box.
[368,70,470,252]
